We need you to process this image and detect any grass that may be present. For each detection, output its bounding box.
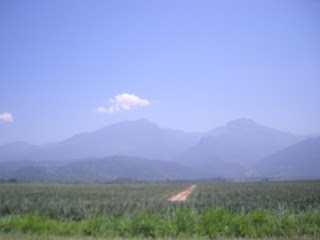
[0,237,318,240]
[0,208,319,238]
[0,181,319,239]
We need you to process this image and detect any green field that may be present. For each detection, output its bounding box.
[0,181,319,239]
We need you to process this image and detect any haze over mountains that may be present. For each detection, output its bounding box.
[0,119,202,163]
[0,156,204,182]
[256,137,320,178]
[175,118,305,177]
[0,118,319,182]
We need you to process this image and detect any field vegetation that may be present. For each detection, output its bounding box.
[0,181,319,239]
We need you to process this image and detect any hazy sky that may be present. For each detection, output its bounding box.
[1,0,319,144]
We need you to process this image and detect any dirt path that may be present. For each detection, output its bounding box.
[167,184,197,202]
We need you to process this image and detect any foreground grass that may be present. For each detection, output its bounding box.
[0,236,318,240]
[0,208,319,239]
[1,181,320,239]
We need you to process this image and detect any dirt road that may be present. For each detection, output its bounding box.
[167,184,196,202]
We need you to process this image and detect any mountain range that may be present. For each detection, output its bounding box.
[0,119,202,163]
[0,118,318,181]
[175,118,305,177]
[0,156,204,182]
[255,137,320,178]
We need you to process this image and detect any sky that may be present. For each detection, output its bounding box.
[0,0,319,145]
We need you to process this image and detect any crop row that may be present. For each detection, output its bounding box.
[1,181,320,218]
[190,180,320,212]
[0,180,320,238]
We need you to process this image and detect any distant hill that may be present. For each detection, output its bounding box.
[0,160,35,174]
[255,137,320,178]
[1,118,316,181]
[0,156,204,182]
[175,137,246,177]
[174,118,304,177]
[0,142,38,162]
[209,118,304,167]
[0,119,203,162]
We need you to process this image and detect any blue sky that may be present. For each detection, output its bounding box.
[1,0,319,144]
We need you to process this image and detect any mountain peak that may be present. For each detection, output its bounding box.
[227,118,260,127]
[130,118,155,125]
[112,119,158,128]
[97,119,157,132]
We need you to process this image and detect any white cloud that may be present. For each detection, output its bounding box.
[0,112,13,122]
[96,93,150,114]
[96,106,108,113]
